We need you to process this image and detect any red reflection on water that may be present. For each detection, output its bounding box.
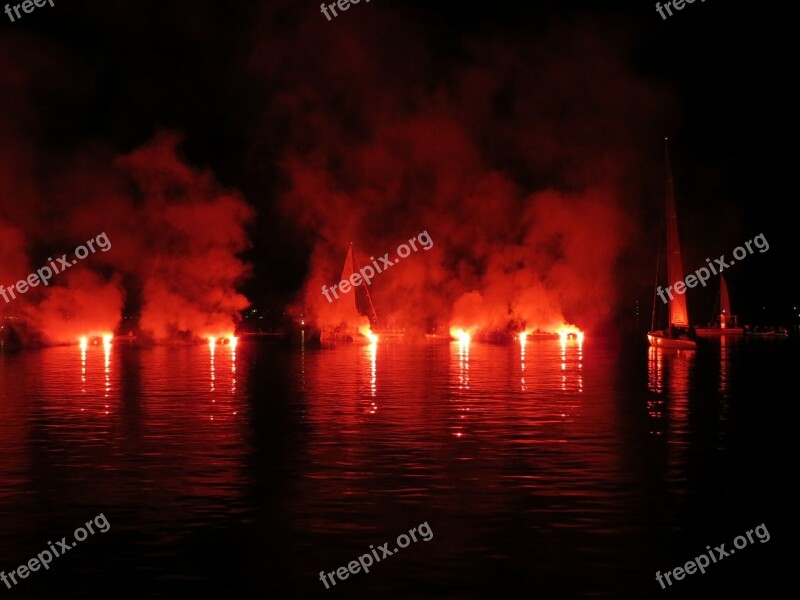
[560,335,583,393]
[451,336,471,439]
[719,336,730,394]
[646,346,693,450]
[366,340,377,408]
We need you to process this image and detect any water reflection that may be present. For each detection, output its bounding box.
[366,340,377,412]
[646,346,694,496]
[647,347,693,434]
[0,335,780,599]
[210,337,216,392]
[451,337,471,439]
[104,336,112,399]
[560,335,584,393]
[719,335,730,395]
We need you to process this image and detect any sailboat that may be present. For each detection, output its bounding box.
[695,275,744,336]
[319,244,405,343]
[648,139,698,350]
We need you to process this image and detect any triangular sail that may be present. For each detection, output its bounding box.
[333,246,363,325]
[720,275,731,316]
[665,140,690,328]
[334,245,380,330]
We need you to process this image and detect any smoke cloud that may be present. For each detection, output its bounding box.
[2,2,670,344]
[0,34,253,344]
[252,8,660,335]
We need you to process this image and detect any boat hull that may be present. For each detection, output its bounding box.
[647,331,697,349]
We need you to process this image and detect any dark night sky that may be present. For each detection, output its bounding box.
[2,0,795,330]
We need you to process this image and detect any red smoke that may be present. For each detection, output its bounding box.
[251,8,659,336]
[2,4,671,344]
[0,39,254,345]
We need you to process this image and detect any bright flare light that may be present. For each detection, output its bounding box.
[556,324,585,345]
[358,325,378,343]
[102,334,113,348]
[451,328,472,345]
[228,336,238,350]
[208,337,216,351]
[79,336,88,350]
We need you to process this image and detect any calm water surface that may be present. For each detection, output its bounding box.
[0,335,790,599]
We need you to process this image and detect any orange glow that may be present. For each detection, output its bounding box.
[208,337,216,351]
[358,325,378,343]
[77,332,114,347]
[519,332,528,345]
[228,336,238,350]
[556,324,584,345]
[450,328,472,345]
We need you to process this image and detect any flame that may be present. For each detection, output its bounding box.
[358,325,378,343]
[450,327,472,345]
[556,324,584,345]
[77,332,114,348]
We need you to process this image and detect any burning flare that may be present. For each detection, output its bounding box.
[77,332,114,348]
[450,327,472,345]
[556,324,584,345]
[358,324,378,343]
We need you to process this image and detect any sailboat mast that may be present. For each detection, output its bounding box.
[650,244,662,332]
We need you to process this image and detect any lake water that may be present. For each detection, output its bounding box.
[0,334,790,598]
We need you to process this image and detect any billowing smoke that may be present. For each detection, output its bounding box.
[252,7,660,335]
[0,37,253,344]
[104,133,254,340]
[2,2,669,344]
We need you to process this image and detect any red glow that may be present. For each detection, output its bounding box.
[555,324,584,346]
[77,332,114,348]
[450,327,472,345]
[358,324,378,343]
